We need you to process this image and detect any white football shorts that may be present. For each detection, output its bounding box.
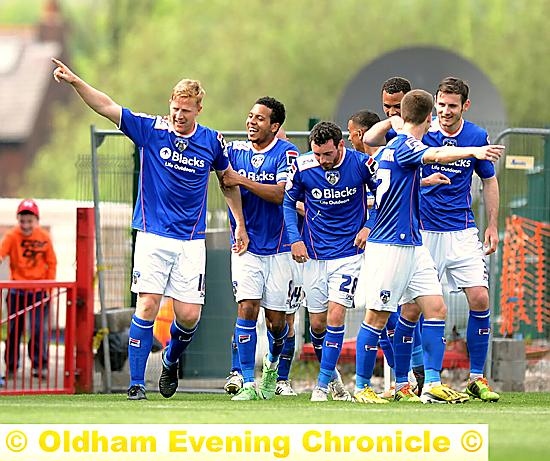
[131,231,206,305]
[360,242,442,312]
[421,228,489,292]
[231,251,299,312]
[303,254,363,313]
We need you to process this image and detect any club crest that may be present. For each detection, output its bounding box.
[174,137,189,152]
[251,154,265,168]
[325,170,340,185]
[379,290,391,304]
[132,270,140,285]
[442,138,458,147]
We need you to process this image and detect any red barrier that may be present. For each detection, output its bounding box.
[0,207,95,394]
[0,281,76,394]
[75,208,95,393]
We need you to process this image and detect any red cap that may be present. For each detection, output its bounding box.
[16,199,40,218]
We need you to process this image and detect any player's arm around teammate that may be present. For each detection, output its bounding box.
[52,57,249,400]
[223,97,301,401]
[284,121,378,402]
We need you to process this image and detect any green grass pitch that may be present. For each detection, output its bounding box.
[1,392,549,461]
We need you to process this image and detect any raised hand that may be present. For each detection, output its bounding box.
[51,58,78,84]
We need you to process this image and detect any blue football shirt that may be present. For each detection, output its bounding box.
[420,118,495,231]
[368,133,431,246]
[227,137,299,256]
[284,148,377,260]
[119,108,229,240]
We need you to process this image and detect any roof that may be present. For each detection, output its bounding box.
[0,30,61,142]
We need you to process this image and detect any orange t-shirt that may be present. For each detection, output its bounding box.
[0,226,57,280]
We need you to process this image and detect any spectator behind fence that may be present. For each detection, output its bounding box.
[0,199,57,381]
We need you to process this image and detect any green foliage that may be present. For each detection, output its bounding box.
[0,0,41,23]
[2,0,550,197]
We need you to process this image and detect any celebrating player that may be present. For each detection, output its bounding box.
[284,121,378,402]
[355,89,504,404]
[417,77,501,402]
[221,97,302,400]
[362,77,430,396]
[52,58,248,400]
[224,127,301,397]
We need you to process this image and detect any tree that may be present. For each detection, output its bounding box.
[5,0,549,197]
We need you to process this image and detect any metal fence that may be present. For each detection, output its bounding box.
[0,281,77,395]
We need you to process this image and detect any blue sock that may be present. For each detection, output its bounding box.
[378,328,395,369]
[411,344,424,369]
[230,335,241,373]
[267,323,289,364]
[318,325,345,389]
[355,322,382,390]
[422,319,446,384]
[128,315,154,387]
[164,320,198,365]
[393,316,416,384]
[467,309,491,375]
[386,311,399,336]
[411,322,424,368]
[309,326,325,363]
[235,318,257,383]
[277,335,295,381]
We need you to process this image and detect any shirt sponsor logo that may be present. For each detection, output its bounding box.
[447,158,471,167]
[159,147,206,169]
[237,169,275,182]
[311,187,357,200]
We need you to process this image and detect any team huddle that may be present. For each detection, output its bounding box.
[52,58,504,404]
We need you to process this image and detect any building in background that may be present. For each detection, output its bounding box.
[0,0,69,196]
